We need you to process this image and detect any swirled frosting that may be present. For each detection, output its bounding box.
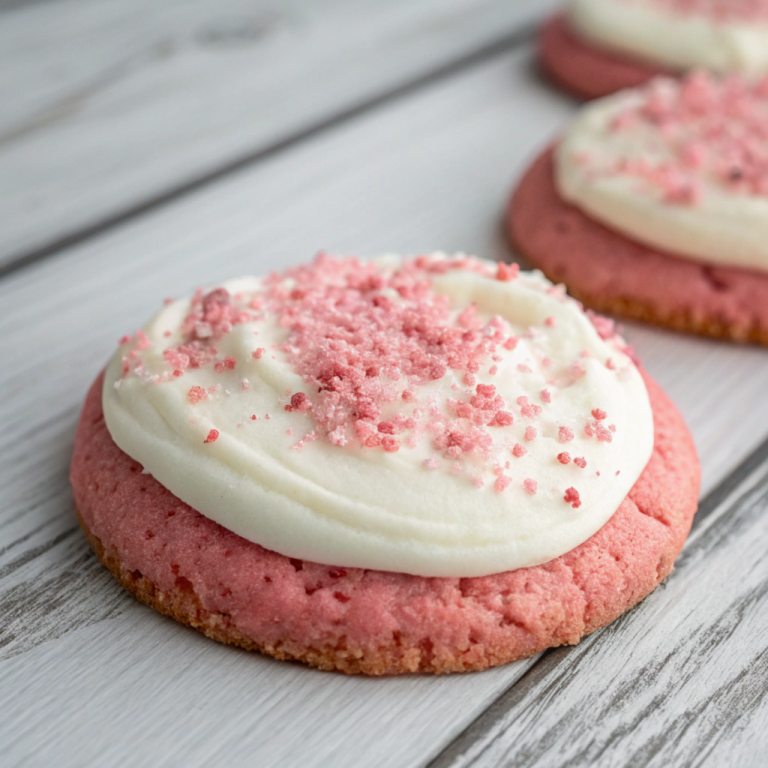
[103,254,653,577]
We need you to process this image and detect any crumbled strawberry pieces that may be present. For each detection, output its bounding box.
[559,426,575,443]
[557,452,571,465]
[512,443,527,458]
[252,348,266,360]
[495,475,512,492]
[204,429,219,444]
[604,71,768,205]
[492,410,514,427]
[541,389,552,403]
[564,487,581,509]
[214,356,236,374]
[524,426,537,441]
[118,334,131,345]
[574,457,587,469]
[188,386,207,404]
[591,408,607,420]
[523,478,537,495]
[135,330,151,350]
[496,262,519,282]
[381,436,400,453]
[518,396,542,419]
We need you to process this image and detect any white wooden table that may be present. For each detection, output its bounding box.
[1,2,766,766]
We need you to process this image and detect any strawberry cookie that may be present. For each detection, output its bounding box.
[509,72,768,344]
[71,253,699,674]
[540,1,768,100]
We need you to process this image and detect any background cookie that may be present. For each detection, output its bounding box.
[508,148,768,345]
[72,370,700,675]
[538,13,668,101]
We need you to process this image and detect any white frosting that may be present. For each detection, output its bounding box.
[556,82,768,272]
[569,0,768,75]
[103,256,653,578]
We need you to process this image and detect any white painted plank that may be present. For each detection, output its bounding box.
[0,608,534,768]
[1,46,767,767]
[431,454,768,768]
[0,0,558,265]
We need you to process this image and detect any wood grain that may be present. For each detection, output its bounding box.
[429,446,768,768]
[1,31,767,768]
[0,0,557,269]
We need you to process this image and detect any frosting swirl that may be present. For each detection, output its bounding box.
[103,254,653,577]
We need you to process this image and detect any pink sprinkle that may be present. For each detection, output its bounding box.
[559,426,574,443]
[495,475,512,492]
[424,457,439,470]
[288,392,312,413]
[118,334,131,345]
[541,389,552,403]
[557,452,571,465]
[564,487,581,509]
[252,348,266,360]
[503,336,519,351]
[188,386,207,404]
[574,457,587,469]
[489,365,498,375]
[512,443,527,458]
[544,316,556,327]
[214,356,236,374]
[525,426,537,441]
[496,262,519,282]
[204,429,219,444]
[382,436,400,453]
[523,478,537,495]
[591,408,607,420]
[135,330,151,350]
[493,410,514,427]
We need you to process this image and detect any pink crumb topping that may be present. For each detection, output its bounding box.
[496,262,520,281]
[523,478,538,494]
[605,71,768,204]
[564,487,582,508]
[204,429,219,444]
[124,254,627,492]
[495,475,512,492]
[649,0,768,23]
[188,386,207,404]
[574,457,587,469]
[557,452,571,464]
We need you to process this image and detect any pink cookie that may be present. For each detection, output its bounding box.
[508,147,768,345]
[71,370,699,675]
[539,13,670,101]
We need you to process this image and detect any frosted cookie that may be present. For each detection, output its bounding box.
[509,73,768,344]
[71,254,700,674]
[540,1,768,100]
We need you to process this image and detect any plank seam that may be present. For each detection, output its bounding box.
[0,22,537,283]
[423,433,768,768]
